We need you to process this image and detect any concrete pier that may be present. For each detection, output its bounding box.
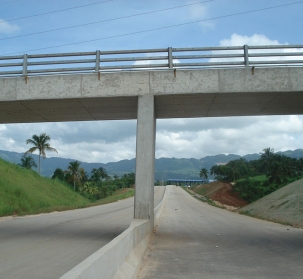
[134,94,156,229]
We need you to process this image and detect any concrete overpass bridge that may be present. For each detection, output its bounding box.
[1,44,303,229]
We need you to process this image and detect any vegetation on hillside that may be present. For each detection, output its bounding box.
[0,158,135,217]
[19,155,37,170]
[0,158,89,216]
[210,147,303,202]
[52,161,135,201]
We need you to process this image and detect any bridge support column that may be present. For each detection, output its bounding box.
[134,94,156,230]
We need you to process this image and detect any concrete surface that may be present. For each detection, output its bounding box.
[60,219,151,279]
[0,186,165,279]
[138,186,303,279]
[135,94,156,225]
[1,67,303,123]
[154,186,167,229]
[60,187,166,279]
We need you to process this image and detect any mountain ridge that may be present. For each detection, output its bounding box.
[1,149,303,181]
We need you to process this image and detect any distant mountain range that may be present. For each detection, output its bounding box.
[1,149,303,181]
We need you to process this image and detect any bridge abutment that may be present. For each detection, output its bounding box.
[134,94,156,230]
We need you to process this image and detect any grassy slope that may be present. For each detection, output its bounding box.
[239,178,303,227]
[0,158,134,217]
[0,158,90,216]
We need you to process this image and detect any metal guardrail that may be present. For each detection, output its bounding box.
[0,44,303,77]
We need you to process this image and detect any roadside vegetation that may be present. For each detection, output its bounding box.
[52,162,135,202]
[210,147,303,202]
[0,157,135,217]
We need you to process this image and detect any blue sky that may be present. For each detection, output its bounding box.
[0,0,303,163]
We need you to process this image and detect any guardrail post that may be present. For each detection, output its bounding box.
[95,50,100,71]
[244,44,249,66]
[22,54,28,83]
[168,47,173,69]
[95,50,100,80]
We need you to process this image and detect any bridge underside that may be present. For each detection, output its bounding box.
[1,91,303,123]
[1,67,303,228]
[1,67,303,123]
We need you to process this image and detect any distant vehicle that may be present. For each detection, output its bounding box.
[187,185,190,188]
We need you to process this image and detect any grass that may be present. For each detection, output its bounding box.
[193,187,206,196]
[0,158,134,217]
[90,188,134,206]
[237,175,267,183]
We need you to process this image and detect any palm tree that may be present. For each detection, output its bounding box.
[66,160,83,191]
[260,147,274,173]
[267,155,289,185]
[98,167,108,180]
[19,155,37,170]
[91,167,108,183]
[25,133,58,175]
[227,160,238,183]
[210,165,217,179]
[199,168,208,182]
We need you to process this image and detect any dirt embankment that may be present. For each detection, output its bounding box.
[191,179,303,228]
[192,181,248,209]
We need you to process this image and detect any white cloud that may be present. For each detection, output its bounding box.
[156,115,303,159]
[0,19,19,34]
[219,33,280,46]
[208,33,303,65]
[2,114,302,163]
[187,3,214,30]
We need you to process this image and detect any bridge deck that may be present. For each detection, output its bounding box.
[1,67,303,123]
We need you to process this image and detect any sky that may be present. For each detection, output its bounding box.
[0,0,303,163]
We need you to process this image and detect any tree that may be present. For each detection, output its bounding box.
[267,154,292,185]
[199,168,208,182]
[227,160,238,183]
[90,167,108,183]
[19,155,37,170]
[66,160,84,191]
[210,165,217,179]
[25,133,58,175]
[260,147,274,173]
[52,168,65,180]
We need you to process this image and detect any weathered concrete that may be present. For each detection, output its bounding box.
[134,94,156,228]
[0,187,166,279]
[154,186,167,229]
[59,187,167,279]
[138,186,303,279]
[60,219,150,279]
[1,67,303,122]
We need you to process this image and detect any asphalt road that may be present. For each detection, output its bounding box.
[0,186,165,279]
[138,185,303,279]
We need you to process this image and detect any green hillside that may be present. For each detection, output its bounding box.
[0,158,89,217]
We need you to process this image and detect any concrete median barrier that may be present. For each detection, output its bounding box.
[154,186,167,229]
[60,219,150,279]
[60,187,167,279]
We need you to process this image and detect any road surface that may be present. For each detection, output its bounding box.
[138,185,303,279]
[0,186,165,279]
